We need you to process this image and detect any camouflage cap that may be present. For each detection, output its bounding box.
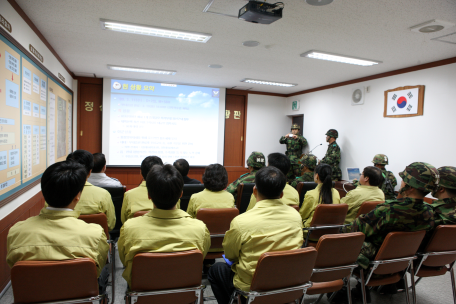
[399,162,440,192]
[372,154,389,165]
[299,153,317,170]
[437,166,456,190]
[325,129,338,138]
[291,123,300,130]
[246,151,266,169]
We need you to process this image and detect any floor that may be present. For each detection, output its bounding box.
[1,247,454,303]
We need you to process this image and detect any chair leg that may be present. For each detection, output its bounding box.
[410,262,417,304]
[359,268,367,304]
[450,267,456,304]
[404,270,411,304]
[313,293,324,304]
[229,290,237,304]
[111,244,116,304]
[347,274,353,304]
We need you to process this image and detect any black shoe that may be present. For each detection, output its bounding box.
[378,283,398,295]
[327,286,349,303]
[351,282,371,303]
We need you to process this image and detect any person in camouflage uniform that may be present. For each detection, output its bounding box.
[279,124,307,182]
[290,154,317,189]
[226,151,265,198]
[320,129,341,181]
[353,154,398,200]
[344,162,439,270]
[431,166,456,226]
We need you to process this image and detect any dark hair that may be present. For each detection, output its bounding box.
[41,161,87,208]
[92,153,106,173]
[267,153,290,176]
[173,159,190,177]
[315,164,333,204]
[146,164,183,209]
[363,166,383,187]
[202,164,228,191]
[141,156,163,179]
[66,150,94,176]
[255,166,286,199]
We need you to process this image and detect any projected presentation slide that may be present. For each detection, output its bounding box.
[108,79,221,166]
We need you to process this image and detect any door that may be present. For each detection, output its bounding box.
[224,95,246,167]
[78,82,102,153]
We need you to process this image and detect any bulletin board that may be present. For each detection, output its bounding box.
[0,32,73,204]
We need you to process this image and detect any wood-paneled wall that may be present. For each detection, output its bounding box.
[0,192,45,292]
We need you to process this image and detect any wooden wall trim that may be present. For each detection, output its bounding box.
[226,89,287,98]
[7,0,76,78]
[0,179,40,209]
[287,56,456,97]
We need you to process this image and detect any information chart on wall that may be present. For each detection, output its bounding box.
[0,33,73,202]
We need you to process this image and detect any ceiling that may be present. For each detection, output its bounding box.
[16,0,456,94]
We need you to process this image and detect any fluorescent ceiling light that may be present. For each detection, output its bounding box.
[300,50,382,66]
[241,79,297,87]
[107,65,176,75]
[100,19,212,43]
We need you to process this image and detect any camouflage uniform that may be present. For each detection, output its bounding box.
[279,124,307,181]
[345,162,439,269]
[290,154,317,189]
[353,154,398,200]
[321,129,341,181]
[432,166,456,226]
[226,152,265,198]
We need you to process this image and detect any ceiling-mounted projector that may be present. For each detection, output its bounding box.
[238,1,284,24]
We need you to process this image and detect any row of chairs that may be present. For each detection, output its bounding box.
[10,226,456,304]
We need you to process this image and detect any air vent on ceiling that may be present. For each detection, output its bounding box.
[410,20,455,33]
[74,72,97,78]
[351,87,365,106]
[231,86,253,90]
[431,32,456,45]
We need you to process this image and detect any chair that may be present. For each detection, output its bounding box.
[125,250,205,304]
[180,184,206,212]
[11,258,107,304]
[355,230,426,304]
[290,205,300,212]
[101,185,126,240]
[303,204,349,247]
[196,208,239,259]
[354,201,384,219]
[296,182,335,207]
[235,183,255,214]
[229,247,318,304]
[307,232,365,304]
[79,213,115,302]
[134,210,149,217]
[414,225,456,303]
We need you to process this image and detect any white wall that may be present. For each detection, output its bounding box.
[245,94,290,162]
[0,2,75,220]
[284,63,456,189]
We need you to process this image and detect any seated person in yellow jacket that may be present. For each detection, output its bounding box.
[66,150,116,230]
[247,153,299,211]
[7,161,109,294]
[342,166,384,224]
[300,163,340,238]
[118,164,210,288]
[208,166,304,304]
[121,155,163,223]
[187,163,235,218]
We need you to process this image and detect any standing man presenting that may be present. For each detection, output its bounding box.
[279,123,307,181]
[320,129,341,181]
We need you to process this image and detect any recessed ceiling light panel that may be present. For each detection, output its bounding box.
[242,41,260,47]
[300,50,382,66]
[100,19,212,43]
[306,0,334,6]
[241,79,297,87]
[410,19,455,33]
[208,64,223,68]
[107,65,176,75]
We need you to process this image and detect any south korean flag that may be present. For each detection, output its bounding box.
[386,88,419,116]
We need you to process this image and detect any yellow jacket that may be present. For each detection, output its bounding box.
[118,208,210,287]
[299,184,341,228]
[75,182,116,231]
[246,184,299,211]
[121,181,180,223]
[223,199,303,292]
[342,185,384,224]
[7,208,109,277]
[187,189,235,218]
